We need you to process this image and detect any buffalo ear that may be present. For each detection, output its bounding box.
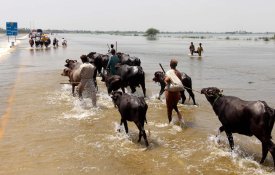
[65,59,69,63]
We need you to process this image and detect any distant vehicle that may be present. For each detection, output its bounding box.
[29,29,51,48]
[37,29,43,33]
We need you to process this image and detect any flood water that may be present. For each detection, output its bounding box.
[0,33,275,175]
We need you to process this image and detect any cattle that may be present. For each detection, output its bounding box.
[111,91,149,147]
[62,59,97,95]
[87,52,109,75]
[117,52,141,66]
[101,73,125,94]
[61,60,81,95]
[115,64,146,97]
[201,87,275,166]
[153,71,196,105]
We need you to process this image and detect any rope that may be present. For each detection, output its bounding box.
[183,86,201,94]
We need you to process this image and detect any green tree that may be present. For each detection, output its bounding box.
[145,28,160,37]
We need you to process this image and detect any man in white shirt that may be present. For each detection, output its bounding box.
[78,55,97,107]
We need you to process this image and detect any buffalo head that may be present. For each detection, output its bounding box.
[152,71,165,83]
[64,59,77,68]
[201,87,223,97]
[61,68,71,76]
[111,91,123,107]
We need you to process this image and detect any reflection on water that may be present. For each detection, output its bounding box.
[0,34,275,174]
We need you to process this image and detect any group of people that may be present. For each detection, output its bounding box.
[53,38,67,47]
[76,43,119,107]
[189,42,203,56]
[75,42,186,126]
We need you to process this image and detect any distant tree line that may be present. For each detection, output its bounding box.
[0,27,274,36]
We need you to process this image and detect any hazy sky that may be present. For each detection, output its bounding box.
[1,0,274,32]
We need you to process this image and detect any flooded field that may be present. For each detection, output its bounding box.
[0,33,275,174]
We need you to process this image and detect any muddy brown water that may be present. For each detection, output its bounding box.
[0,33,275,174]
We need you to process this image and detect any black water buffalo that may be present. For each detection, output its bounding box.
[201,87,275,166]
[117,52,141,66]
[101,73,125,94]
[153,71,196,105]
[111,91,149,147]
[87,52,109,74]
[115,64,146,97]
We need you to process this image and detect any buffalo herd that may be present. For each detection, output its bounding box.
[61,51,275,167]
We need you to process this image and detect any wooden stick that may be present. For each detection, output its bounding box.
[159,63,165,73]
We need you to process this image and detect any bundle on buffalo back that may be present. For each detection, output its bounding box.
[201,87,275,166]
[111,91,149,147]
[153,71,196,105]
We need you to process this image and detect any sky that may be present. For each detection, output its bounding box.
[0,0,274,32]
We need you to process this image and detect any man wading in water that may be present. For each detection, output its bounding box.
[164,59,185,126]
[195,43,203,56]
[107,49,119,75]
[189,42,195,56]
[78,55,97,107]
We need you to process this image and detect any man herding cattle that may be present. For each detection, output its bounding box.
[107,49,119,75]
[164,59,185,126]
[78,55,97,107]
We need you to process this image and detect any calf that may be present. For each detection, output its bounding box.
[201,87,275,166]
[111,91,149,147]
[153,71,196,105]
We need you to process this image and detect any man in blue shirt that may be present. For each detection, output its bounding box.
[107,49,119,75]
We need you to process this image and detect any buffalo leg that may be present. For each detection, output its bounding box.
[180,91,186,104]
[217,126,225,137]
[267,140,275,167]
[135,121,149,147]
[254,133,271,164]
[186,89,196,105]
[260,142,268,164]
[141,81,146,97]
[72,85,75,96]
[158,88,164,100]
[121,87,125,93]
[225,131,234,150]
[130,86,136,93]
[123,120,129,133]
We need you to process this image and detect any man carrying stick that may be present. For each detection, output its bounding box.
[161,59,185,126]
